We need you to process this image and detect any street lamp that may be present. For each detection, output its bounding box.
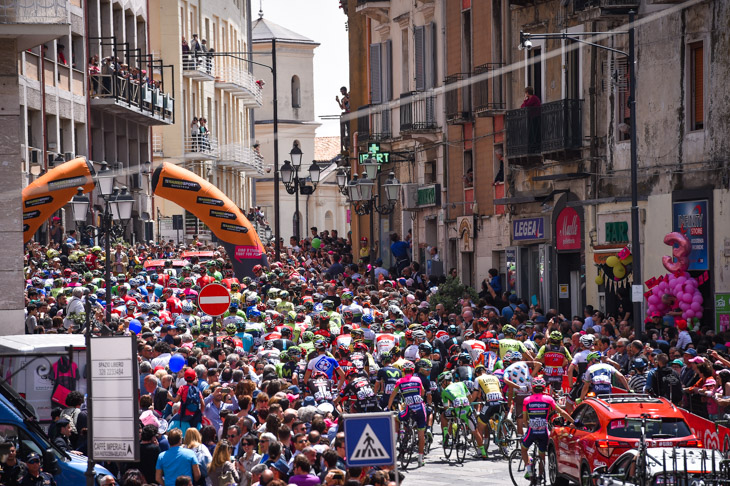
[336,168,349,196]
[349,167,401,283]
[518,13,641,336]
[280,143,321,240]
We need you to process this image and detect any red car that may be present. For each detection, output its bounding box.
[549,394,700,485]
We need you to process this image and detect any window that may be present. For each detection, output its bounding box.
[369,43,382,104]
[579,406,600,432]
[616,58,631,142]
[527,47,542,101]
[463,150,473,188]
[415,23,437,91]
[689,41,704,130]
[401,29,409,93]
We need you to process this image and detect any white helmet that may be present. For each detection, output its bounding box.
[579,334,595,348]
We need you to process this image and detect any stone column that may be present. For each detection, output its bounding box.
[0,40,28,334]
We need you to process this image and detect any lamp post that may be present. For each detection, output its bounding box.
[70,162,134,486]
[348,168,401,283]
[280,143,321,241]
[519,20,641,336]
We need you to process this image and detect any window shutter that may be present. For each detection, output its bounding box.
[382,40,392,101]
[425,22,437,89]
[370,43,382,104]
[692,42,704,128]
[415,25,425,91]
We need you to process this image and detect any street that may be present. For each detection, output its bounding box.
[401,428,513,486]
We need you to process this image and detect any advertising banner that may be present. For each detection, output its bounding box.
[672,199,709,271]
[22,158,95,243]
[151,163,267,278]
[513,217,544,241]
[556,207,581,251]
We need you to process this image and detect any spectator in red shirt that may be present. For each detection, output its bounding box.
[521,86,541,108]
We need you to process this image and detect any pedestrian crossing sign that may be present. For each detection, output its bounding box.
[344,412,396,467]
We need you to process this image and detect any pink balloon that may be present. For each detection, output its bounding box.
[696,312,703,320]
[692,294,703,303]
[648,295,659,305]
[682,293,693,304]
[691,302,702,312]
[685,310,695,318]
[679,302,689,311]
[677,276,687,286]
[676,292,684,302]
[662,232,692,274]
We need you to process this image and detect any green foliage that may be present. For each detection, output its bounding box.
[428,276,478,314]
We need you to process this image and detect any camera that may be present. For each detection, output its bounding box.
[519,39,533,51]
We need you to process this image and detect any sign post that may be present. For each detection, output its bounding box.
[344,412,398,482]
[198,283,231,340]
[89,335,139,462]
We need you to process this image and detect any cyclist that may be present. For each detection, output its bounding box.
[462,329,487,363]
[578,351,630,402]
[416,358,435,442]
[335,368,380,414]
[502,351,543,436]
[453,352,477,392]
[521,377,573,479]
[477,338,504,373]
[536,331,572,396]
[499,325,534,360]
[566,334,595,412]
[306,370,336,405]
[438,371,488,459]
[374,351,402,409]
[472,364,505,458]
[388,361,427,467]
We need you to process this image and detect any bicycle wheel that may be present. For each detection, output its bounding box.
[424,427,433,454]
[455,422,469,464]
[442,421,455,460]
[497,417,518,458]
[508,448,531,486]
[399,429,414,469]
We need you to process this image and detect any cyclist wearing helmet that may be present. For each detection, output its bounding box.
[477,338,504,373]
[566,334,596,410]
[579,351,629,402]
[278,346,302,383]
[335,368,380,414]
[335,325,352,351]
[535,330,572,394]
[374,352,402,409]
[462,330,487,363]
[438,372,488,459]
[271,326,296,353]
[303,340,345,385]
[374,323,398,362]
[520,377,573,479]
[472,364,505,433]
[359,314,376,346]
[454,352,477,392]
[416,359,436,440]
[499,324,533,360]
[502,351,543,436]
[306,370,335,405]
[388,361,427,467]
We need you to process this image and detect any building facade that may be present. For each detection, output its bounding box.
[150,0,262,244]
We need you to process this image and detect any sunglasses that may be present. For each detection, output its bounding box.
[27,459,41,464]
[243,442,254,446]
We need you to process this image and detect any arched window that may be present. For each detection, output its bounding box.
[325,210,333,231]
[291,75,301,108]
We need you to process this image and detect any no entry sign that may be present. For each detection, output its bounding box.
[198,283,231,316]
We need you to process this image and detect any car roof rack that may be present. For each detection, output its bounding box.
[594,394,663,405]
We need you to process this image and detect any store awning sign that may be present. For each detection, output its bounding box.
[556,207,581,251]
[513,217,544,241]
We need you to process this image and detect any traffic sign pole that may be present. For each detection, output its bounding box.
[212,316,217,342]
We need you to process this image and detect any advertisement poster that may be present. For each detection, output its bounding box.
[672,200,709,271]
[717,293,730,333]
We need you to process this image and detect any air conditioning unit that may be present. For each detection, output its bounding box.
[29,149,41,165]
[129,173,143,191]
[64,152,74,161]
[114,162,124,172]
[401,183,419,211]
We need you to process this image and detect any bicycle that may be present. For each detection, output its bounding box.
[442,406,475,464]
[396,412,419,469]
[509,442,546,486]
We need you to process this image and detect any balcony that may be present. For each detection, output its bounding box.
[574,0,640,19]
[355,0,389,23]
[399,91,438,134]
[356,104,391,144]
[182,54,215,82]
[445,74,472,124]
[505,99,583,161]
[473,63,505,116]
[214,67,263,107]
[183,135,219,160]
[219,143,265,177]
[89,74,174,126]
[0,0,69,52]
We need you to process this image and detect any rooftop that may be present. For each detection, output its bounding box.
[252,17,318,45]
[314,136,342,162]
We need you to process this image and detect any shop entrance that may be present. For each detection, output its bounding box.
[556,252,582,318]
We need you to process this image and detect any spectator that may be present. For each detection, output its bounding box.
[155,428,201,486]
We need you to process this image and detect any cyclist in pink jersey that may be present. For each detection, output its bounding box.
[388,361,427,467]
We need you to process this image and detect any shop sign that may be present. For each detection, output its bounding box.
[359,143,390,164]
[556,207,581,251]
[417,184,440,207]
[716,294,730,333]
[513,217,545,241]
[672,199,709,271]
[456,216,474,253]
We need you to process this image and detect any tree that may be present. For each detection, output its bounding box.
[428,276,478,314]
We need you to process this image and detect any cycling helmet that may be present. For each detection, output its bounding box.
[304,301,314,311]
[586,352,601,362]
[438,371,453,384]
[464,329,475,339]
[458,352,472,364]
[236,318,246,332]
[361,314,373,325]
[287,347,301,360]
[416,359,432,372]
[475,364,487,374]
[322,300,335,310]
[280,327,293,338]
[247,308,261,319]
[311,370,328,380]
[279,290,289,299]
[182,302,194,313]
[380,351,392,363]
[353,342,369,353]
[346,368,360,379]
[532,377,547,392]
[549,331,563,342]
[190,325,201,335]
[487,338,500,349]
[448,343,461,355]
[413,330,427,341]
[580,334,596,348]
[383,322,395,332]
[447,324,459,335]
[404,330,413,340]
[503,351,522,362]
[402,361,416,374]
[502,325,517,336]
[418,342,433,354]
[351,328,365,338]
[314,340,327,350]
[302,331,314,342]
[225,323,237,336]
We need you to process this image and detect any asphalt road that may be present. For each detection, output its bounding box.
[400,427,516,486]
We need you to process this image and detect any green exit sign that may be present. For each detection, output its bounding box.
[605,221,629,243]
[359,143,390,164]
[417,184,440,207]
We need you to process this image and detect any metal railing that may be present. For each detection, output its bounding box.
[183,135,219,158]
[181,53,214,76]
[89,73,174,122]
[356,104,391,143]
[0,0,67,23]
[152,134,163,156]
[505,98,583,158]
[445,73,471,123]
[219,143,264,175]
[473,63,505,114]
[214,66,263,106]
[574,0,639,10]
[399,90,437,133]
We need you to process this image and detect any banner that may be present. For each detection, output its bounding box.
[151,163,267,278]
[22,158,96,243]
[672,199,709,271]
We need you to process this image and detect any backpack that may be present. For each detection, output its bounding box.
[654,366,683,405]
[179,385,202,423]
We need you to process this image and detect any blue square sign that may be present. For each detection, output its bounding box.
[343,412,395,467]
